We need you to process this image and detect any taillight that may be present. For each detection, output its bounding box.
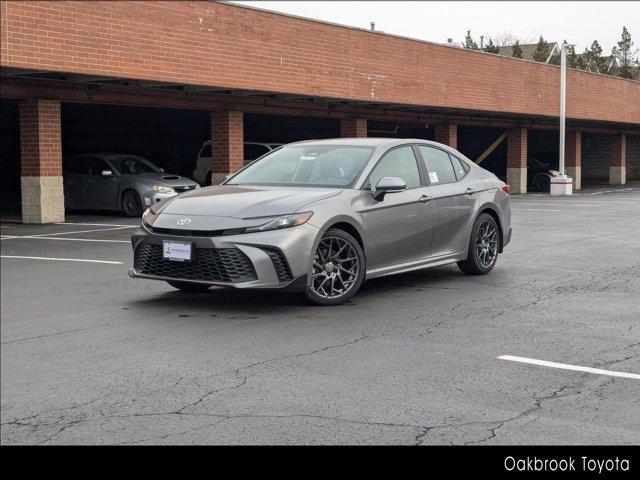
[501,184,510,195]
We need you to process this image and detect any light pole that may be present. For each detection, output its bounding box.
[550,41,574,195]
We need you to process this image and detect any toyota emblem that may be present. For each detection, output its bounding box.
[177,217,192,226]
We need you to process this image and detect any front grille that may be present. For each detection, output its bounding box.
[145,225,244,237]
[174,185,197,193]
[262,248,293,283]
[134,243,257,283]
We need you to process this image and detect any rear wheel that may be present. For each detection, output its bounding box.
[121,189,143,217]
[457,213,500,275]
[304,228,365,306]
[166,281,211,293]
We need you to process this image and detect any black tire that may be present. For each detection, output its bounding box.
[534,175,550,192]
[457,213,500,275]
[205,171,212,186]
[121,189,143,217]
[166,281,211,293]
[304,228,365,306]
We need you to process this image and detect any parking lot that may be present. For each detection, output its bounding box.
[1,184,639,445]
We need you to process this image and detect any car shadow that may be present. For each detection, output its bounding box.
[127,265,465,316]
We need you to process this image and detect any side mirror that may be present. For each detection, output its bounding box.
[159,168,165,173]
[101,170,113,176]
[372,176,406,201]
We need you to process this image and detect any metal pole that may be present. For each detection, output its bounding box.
[559,42,567,176]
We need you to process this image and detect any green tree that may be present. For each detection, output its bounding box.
[532,36,551,62]
[612,26,638,79]
[511,40,523,59]
[463,30,479,50]
[583,40,607,73]
[484,38,500,54]
[567,45,581,68]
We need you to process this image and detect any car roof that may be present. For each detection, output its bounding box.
[286,138,447,148]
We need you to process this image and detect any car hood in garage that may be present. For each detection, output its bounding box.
[135,173,198,186]
[156,185,341,219]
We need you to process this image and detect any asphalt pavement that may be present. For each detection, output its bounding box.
[1,185,639,445]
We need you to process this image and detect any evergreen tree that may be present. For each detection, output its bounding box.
[511,40,524,59]
[532,36,551,62]
[463,30,479,50]
[567,45,581,69]
[484,38,500,54]
[612,26,638,79]
[583,40,607,73]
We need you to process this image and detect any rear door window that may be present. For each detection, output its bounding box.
[418,146,457,185]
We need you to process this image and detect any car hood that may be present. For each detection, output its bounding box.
[155,185,342,219]
[134,173,198,186]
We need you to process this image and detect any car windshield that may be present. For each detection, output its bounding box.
[227,145,374,188]
[107,156,161,175]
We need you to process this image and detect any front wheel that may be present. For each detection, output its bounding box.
[457,213,500,275]
[304,228,365,306]
[121,189,143,217]
[166,281,211,293]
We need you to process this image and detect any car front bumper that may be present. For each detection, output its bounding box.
[142,191,177,207]
[128,223,319,290]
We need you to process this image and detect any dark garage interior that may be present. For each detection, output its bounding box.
[60,104,342,178]
[1,99,21,217]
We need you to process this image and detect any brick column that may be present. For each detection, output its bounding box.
[565,130,582,190]
[434,123,458,149]
[507,127,527,194]
[340,118,367,138]
[609,134,626,185]
[19,99,64,223]
[211,110,244,185]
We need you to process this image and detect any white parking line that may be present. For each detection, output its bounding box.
[511,208,560,212]
[55,222,139,227]
[511,202,602,207]
[0,226,134,240]
[498,355,640,380]
[0,255,124,265]
[0,236,129,243]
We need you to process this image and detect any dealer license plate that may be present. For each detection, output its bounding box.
[163,240,192,262]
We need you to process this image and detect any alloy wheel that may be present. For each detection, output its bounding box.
[311,236,360,299]
[122,190,142,217]
[475,218,499,269]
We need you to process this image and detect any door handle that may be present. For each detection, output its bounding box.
[418,195,432,203]
[465,188,477,195]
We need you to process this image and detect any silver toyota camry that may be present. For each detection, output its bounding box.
[129,138,512,305]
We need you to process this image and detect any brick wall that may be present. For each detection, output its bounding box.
[340,118,367,138]
[2,1,639,125]
[627,135,640,180]
[434,124,458,149]
[211,110,243,177]
[19,99,62,177]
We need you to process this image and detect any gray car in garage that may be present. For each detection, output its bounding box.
[130,139,512,305]
[63,153,200,217]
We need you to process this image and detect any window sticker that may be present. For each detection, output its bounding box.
[429,171,439,183]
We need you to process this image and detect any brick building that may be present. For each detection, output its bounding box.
[1,1,639,223]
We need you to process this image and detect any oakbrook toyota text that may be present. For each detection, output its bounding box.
[504,456,631,473]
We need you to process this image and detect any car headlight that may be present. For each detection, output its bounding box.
[151,185,175,194]
[244,212,313,233]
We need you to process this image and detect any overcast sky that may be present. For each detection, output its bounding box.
[231,1,638,54]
